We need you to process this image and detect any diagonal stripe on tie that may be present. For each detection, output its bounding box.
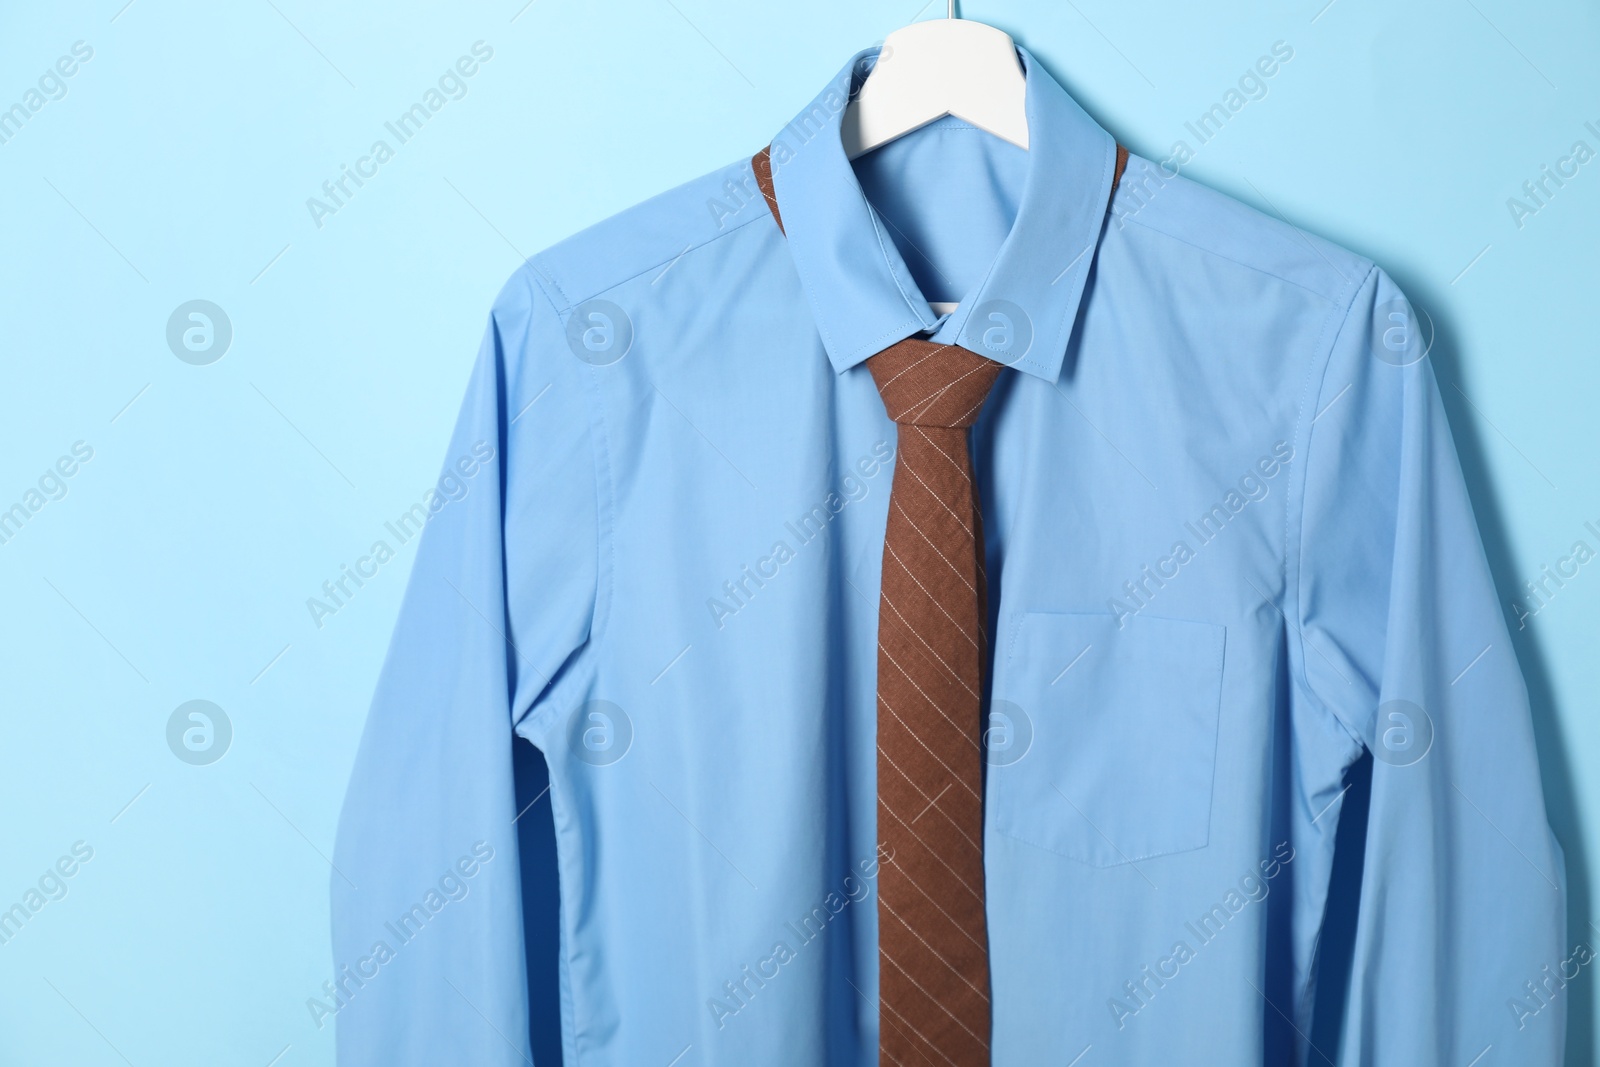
[868,339,1000,1066]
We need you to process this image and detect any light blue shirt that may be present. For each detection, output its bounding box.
[332,46,1567,1066]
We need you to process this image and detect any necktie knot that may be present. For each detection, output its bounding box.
[867,339,1003,429]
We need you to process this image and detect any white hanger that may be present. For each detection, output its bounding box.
[841,3,1028,316]
[840,1,1029,162]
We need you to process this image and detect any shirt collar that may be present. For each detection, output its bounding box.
[767,45,1120,384]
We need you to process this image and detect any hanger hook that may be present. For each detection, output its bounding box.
[948,0,955,16]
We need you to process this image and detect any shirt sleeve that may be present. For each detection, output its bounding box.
[1292,266,1567,1064]
[330,266,598,1065]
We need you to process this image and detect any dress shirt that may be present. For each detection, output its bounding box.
[331,45,1567,1066]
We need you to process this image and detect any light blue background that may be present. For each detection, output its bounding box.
[1,0,1595,1063]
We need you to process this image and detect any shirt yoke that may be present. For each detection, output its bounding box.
[1109,153,1373,307]
[523,155,774,314]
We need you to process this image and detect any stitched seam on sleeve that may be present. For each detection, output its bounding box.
[584,345,616,661]
[1285,262,1378,751]
[514,265,611,737]
[528,258,573,315]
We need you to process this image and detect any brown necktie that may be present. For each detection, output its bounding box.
[751,140,1128,1065]
[868,339,1002,1065]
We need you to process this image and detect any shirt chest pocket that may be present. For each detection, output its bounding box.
[987,611,1226,867]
